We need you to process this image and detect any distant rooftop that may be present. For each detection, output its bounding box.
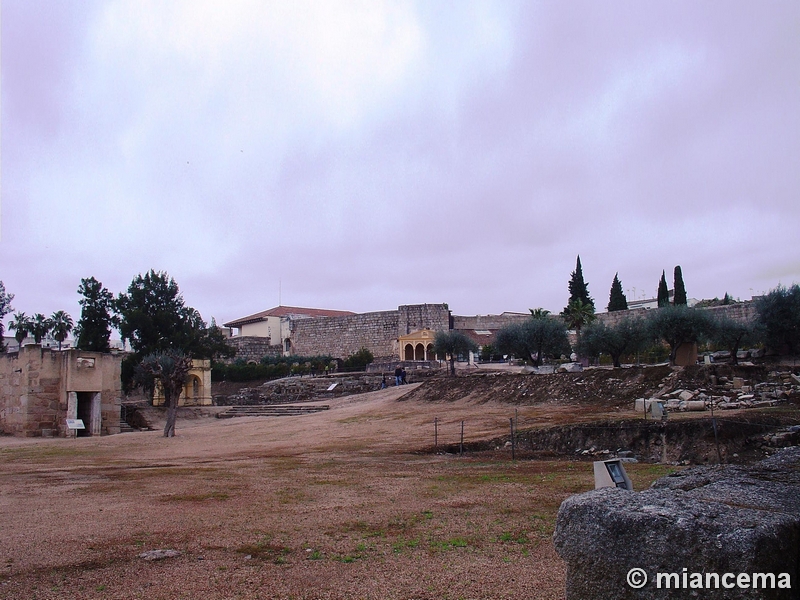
[223,305,355,328]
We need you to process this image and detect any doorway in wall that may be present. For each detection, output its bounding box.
[76,392,94,437]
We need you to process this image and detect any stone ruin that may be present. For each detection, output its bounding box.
[635,369,799,415]
[554,446,800,599]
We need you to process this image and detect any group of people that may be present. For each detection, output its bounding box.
[380,366,408,388]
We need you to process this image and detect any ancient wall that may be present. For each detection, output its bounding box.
[0,347,121,438]
[452,313,530,331]
[397,304,450,336]
[225,336,283,363]
[290,310,401,360]
[287,304,451,360]
[596,301,757,326]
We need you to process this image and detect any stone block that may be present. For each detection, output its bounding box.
[554,447,800,599]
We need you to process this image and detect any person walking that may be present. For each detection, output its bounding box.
[394,365,403,386]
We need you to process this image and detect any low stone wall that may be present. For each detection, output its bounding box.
[553,447,800,599]
[225,336,283,363]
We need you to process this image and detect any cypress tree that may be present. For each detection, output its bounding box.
[673,265,687,305]
[607,273,628,312]
[565,255,594,311]
[657,271,670,307]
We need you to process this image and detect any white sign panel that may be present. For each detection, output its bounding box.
[66,419,85,430]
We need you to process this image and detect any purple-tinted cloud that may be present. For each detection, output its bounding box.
[1,0,798,330]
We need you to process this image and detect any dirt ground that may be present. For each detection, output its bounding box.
[0,380,691,600]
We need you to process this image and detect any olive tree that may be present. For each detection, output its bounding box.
[433,330,478,376]
[496,317,570,366]
[578,317,648,368]
[647,306,713,365]
[135,351,193,437]
[755,284,800,355]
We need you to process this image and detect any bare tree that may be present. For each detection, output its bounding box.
[135,351,193,437]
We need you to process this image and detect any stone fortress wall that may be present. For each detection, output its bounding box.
[290,304,451,360]
[225,301,760,363]
[290,310,401,360]
[595,300,757,326]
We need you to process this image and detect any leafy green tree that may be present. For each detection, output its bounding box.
[529,308,551,319]
[9,312,30,350]
[562,298,596,335]
[75,277,114,352]
[50,311,74,351]
[711,316,757,365]
[607,273,628,312]
[657,271,670,307]
[342,347,374,371]
[564,255,594,311]
[115,270,232,359]
[755,284,800,355]
[135,351,193,437]
[496,317,570,367]
[647,306,713,365]
[433,330,478,376]
[578,317,647,368]
[673,266,687,305]
[30,313,52,344]
[115,270,234,393]
[479,344,499,362]
[0,281,14,352]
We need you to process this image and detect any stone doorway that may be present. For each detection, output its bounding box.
[68,391,102,437]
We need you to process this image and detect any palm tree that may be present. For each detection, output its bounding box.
[30,313,52,345]
[562,299,596,334]
[50,311,74,351]
[529,308,551,319]
[9,312,32,350]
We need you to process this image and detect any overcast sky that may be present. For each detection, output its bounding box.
[2,0,798,329]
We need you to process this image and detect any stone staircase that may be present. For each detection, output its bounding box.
[119,420,135,433]
[215,404,330,419]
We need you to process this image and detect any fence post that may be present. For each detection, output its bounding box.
[460,420,464,456]
[510,417,515,461]
[434,417,438,451]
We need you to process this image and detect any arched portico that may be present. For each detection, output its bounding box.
[397,329,439,361]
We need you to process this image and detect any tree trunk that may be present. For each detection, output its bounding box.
[449,357,456,376]
[163,390,177,437]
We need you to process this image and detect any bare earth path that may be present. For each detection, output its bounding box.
[0,384,674,600]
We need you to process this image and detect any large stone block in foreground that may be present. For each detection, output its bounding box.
[553,448,800,599]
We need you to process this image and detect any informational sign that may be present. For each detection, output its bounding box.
[66,419,85,430]
[326,383,338,391]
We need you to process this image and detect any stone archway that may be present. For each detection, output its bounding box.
[415,343,425,361]
[404,344,414,361]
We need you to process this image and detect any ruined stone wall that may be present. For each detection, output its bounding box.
[397,304,450,336]
[0,347,121,437]
[225,336,283,363]
[702,301,757,323]
[596,301,757,326]
[287,304,451,360]
[290,310,401,360]
[452,313,530,330]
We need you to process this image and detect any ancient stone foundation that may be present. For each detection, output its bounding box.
[553,447,800,599]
